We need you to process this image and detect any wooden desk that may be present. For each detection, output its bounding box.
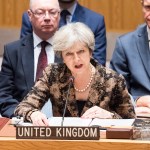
[0,137,150,150]
[0,118,150,150]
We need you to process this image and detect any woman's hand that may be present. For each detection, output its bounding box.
[135,106,150,114]
[81,106,114,119]
[136,95,150,108]
[30,111,49,126]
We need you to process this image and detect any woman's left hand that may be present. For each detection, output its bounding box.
[81,106,114,119]
[135,106,150,114]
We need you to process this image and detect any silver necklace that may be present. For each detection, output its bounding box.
[74,65,95,93]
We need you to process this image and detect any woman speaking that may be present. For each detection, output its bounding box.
[15,22,135,126]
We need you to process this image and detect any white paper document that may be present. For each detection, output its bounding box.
[18,117,135,127]
[90,118,135,127]
[48,117,135,127]
[48,117,92,127]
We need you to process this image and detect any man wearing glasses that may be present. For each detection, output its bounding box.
[0,0,62,118]
[20,0,106,66]
[110,0,150,114]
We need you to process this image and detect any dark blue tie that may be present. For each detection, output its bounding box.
[59,10,70,27]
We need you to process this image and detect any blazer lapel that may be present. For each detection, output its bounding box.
[21,34,62,91]
[81,69,106,116]
[21,34,34,90]
[59,68,78,117]
[71,3,85,22]
[66,86,78,117]
[136,24,150,78]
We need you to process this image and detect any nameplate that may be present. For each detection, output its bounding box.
[16,126,100,140]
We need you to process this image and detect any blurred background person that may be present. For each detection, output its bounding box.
[110,0,150,115]
[20,0,106,66]
[0,0,61,118]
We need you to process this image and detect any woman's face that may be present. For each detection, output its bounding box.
[62,42,92,77]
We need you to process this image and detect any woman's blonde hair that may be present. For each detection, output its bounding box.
[52,22,95,57]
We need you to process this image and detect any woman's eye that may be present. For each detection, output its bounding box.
[78,50,84,54]
[66,53,72,56]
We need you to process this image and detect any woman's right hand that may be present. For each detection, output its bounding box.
[30,111,49,126]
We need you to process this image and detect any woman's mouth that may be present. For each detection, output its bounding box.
[75,64,83,69]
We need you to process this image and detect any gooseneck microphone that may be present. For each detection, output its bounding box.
[61,76,74,126]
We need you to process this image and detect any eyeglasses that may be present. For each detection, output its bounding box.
[30,9,60,18]
[143,5,150,11]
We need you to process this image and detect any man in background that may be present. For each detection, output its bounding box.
[0,0,61,118]
[20,0,106,66]
[110,0,150,114]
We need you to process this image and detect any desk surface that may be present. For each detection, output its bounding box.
[0,137,150,150]
[0,118,150,150]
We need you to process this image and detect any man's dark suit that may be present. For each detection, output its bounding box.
[110,24,150,100]
[20,3,106,66]
[0,34,61,118]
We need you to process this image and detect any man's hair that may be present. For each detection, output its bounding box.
[29,0,60,9]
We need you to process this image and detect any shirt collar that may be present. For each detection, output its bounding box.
[147,25,150,41]
[61,2,77,16]
[33,32,53,48]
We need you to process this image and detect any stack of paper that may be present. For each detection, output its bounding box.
[48,117,92,126]
[90,118,135,128]
[48,117,135,127]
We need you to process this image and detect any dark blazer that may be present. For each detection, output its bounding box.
[15,59,135,121]
[0,34,61,118]
[20,3,106,66]
[110,24,150,100]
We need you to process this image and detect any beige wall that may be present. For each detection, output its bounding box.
[0,0,145,60]
[0,0,144,31]
[0,0,29,28]
[80,0,144,32]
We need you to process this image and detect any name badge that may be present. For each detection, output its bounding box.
[16,126,100,140]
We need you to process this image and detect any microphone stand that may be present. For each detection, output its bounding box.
[61,76,74,126]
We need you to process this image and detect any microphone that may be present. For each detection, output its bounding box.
[61,76,74,126]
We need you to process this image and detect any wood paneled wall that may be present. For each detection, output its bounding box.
[0,0,29,28]
[0,0,144,32]
[79,0,144,32]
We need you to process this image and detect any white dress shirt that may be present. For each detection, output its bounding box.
[61,2,77,23]
[33,32,54,118]
[33,32,54,81]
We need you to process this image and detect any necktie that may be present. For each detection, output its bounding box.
[59,10,70,27]
[36,41,48,81]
